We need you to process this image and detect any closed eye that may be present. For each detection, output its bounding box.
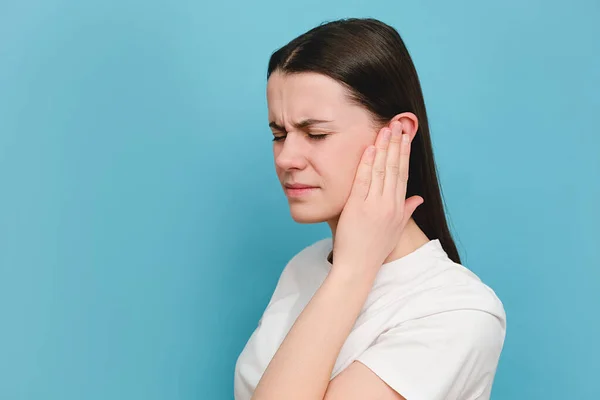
[272,133,329,142]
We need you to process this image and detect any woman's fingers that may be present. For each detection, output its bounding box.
[383,121,403,196]
[368,127,391,197]
[349,145,376,200]
[350,122,414,205]
[396,125,411,203]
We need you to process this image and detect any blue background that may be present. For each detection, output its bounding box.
[1,1,598,398]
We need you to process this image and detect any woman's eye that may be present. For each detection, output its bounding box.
[272,133,328,142]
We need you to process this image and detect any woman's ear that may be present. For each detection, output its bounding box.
[389,112,419,141]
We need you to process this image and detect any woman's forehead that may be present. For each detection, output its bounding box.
[266,72,357,125]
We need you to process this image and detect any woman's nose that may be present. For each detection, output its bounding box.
[274,134,308,171]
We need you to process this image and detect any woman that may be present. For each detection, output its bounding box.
[234,18,506,400]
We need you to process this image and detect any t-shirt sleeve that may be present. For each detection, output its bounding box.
[356,309,506,400]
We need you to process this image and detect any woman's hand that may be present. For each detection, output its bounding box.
[331,120,424,279]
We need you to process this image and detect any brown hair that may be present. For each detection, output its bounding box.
[267,17,461,264]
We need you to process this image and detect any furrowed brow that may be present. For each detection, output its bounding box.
[269,119,333,131]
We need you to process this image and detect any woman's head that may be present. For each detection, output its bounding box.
[267,71,419,226]
[266,17,461,264]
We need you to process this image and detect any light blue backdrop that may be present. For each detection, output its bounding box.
[1,1,598,399]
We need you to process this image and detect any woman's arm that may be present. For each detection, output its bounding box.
[251,267,376,400]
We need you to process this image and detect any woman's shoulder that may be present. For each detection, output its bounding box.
[428,257,505,316]
[376,255,507,327]
[359,241,506,330]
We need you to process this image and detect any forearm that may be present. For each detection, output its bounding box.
[251,268,376,400]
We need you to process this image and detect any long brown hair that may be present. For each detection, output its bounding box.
[267,18,461,264]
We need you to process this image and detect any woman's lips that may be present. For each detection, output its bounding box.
[285,186,319,197]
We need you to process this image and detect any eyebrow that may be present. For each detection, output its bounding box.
[268,118,334,131]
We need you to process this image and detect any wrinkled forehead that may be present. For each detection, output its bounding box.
[266,71,350,126]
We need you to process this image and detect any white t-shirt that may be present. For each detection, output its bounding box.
[234,238,506,400]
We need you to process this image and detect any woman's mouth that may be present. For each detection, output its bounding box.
[284,184,319,197]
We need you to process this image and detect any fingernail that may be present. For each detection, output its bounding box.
[402,133,410,143]
[383,129,391,141]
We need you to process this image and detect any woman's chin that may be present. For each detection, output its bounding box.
[288,205,331,224]
[290,212,325,224]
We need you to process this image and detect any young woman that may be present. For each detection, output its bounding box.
[234,18,506,400]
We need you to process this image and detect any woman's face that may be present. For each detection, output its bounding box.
[266,71,379,224]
